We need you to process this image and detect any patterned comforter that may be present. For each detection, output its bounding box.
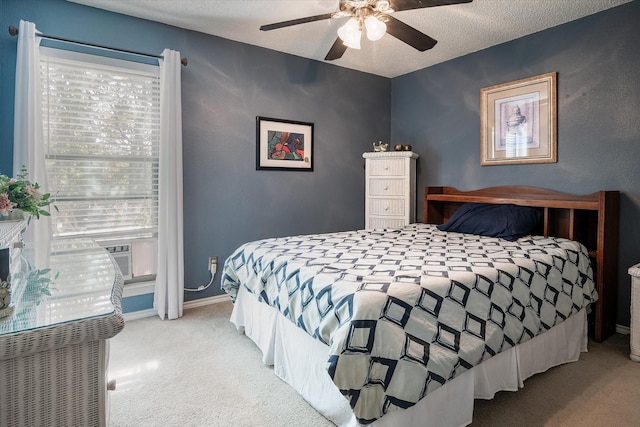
[221,224,597,425]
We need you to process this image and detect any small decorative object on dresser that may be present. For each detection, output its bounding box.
[0,219,28,319]
[0,166,56,220]
[362,151,418,229]
[629,263,640,362]
[372,141,389,152]
[0,280,12,318]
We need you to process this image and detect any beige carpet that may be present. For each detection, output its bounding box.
[108,301,640,426]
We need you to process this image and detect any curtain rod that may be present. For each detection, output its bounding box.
[8,25,187,66]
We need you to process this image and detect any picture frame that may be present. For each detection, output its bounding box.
[256,116,314,171]
[480,72,557,166]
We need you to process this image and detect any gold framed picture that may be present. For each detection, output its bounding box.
[480,72,557,166]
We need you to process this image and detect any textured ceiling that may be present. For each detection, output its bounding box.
[67,0,632,78]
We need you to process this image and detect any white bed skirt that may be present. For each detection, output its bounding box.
[230,285,588,427]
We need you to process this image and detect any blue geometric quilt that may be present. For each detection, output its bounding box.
[222,224,597,425]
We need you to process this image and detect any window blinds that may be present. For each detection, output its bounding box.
[40,49,160,241]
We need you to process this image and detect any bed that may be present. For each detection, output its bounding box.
[221,185,619,426]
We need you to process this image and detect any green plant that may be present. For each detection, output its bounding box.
[0,166,56,219]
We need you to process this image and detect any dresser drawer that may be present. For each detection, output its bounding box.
[368,159,406,176]
[368,217,407,229]
[369,198,406,216]
[368,179,405,197]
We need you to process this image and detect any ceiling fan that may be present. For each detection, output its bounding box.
[260,0,473,61]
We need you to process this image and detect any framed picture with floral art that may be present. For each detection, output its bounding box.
[256,116,314,171]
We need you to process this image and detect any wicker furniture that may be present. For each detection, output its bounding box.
[630,263,640,361]
[363,151,418,229]
[0,238,125,427]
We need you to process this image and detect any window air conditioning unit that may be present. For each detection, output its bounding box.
[101,239,157,282]
[104,244,133,280]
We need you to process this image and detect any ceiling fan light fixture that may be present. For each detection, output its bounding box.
[337,17,362,49]
[364,16,386,41]
[261,0,468,61]
[374,0,393,14]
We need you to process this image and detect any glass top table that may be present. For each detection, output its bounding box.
[0,235,124,341]
[0,227,125,426]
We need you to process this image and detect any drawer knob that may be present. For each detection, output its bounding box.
[384,206,389,211]
[384,186,389,191]
[107,379,116,391]
[384,166,389,170]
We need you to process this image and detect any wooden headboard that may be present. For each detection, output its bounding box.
[424,186,620,343]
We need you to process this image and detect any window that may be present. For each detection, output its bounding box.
[40,47,160,280]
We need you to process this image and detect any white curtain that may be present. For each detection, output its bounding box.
[154,49,184,320]
[13,20,51,267]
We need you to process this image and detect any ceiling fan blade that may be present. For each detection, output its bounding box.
[385,15,437,51]
[260,13,334,31]
[391,0,473,12]
[325,37,348,61]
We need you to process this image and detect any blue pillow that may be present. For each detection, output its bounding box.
[436,203,542,241]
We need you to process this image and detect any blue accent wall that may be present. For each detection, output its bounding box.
[391,0,640,326]
[0,0,390,312]
[2,0,637,325]
[121,293,154,314]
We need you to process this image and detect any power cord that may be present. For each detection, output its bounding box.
[184,258,217,292]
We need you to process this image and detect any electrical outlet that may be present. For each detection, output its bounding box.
[208,256,218,277]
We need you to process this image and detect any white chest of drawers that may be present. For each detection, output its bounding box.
[363,151,419,229]
[630,263,640,362]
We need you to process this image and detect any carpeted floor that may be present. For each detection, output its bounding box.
[108,301,331,427]
[108,301,640,427]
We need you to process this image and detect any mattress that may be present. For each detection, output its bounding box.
[222,224,596,424]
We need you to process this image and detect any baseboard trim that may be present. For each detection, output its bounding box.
[617,324,630,335]
[123,294,230,321]
[184,294,231,310]
[124,308,157,321]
